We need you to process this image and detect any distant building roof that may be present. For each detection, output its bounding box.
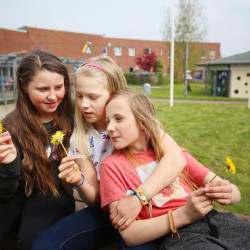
[197,51,250,66]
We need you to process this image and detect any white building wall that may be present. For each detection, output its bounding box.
[230,66,250,98]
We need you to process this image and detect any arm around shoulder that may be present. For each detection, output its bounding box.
[142,131,186,197]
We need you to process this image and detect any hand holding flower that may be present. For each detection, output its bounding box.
[205,179,233,205]
[0,123,17,164]
[58,155,83,185]
[181,188,213,224]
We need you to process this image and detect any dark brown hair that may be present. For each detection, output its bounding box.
[2,50,73,196]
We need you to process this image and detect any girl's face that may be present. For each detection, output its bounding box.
[75,75,110,131]
[23,69,65,123]
[106,97,148,153]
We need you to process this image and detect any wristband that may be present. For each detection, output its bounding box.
[127,190,140,201]
[135,187,149,205]
[135,185,153,218]
[71,172,85,188]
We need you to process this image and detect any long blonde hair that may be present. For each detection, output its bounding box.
[73,55,128,156]
[108,88,198,191]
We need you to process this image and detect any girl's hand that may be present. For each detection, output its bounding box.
[110,195,142,231]
[58,156,83,186]
[204,179,233,205]
[182,188,213,224]
[0,132,17,164]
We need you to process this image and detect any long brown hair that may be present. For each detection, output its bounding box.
[2,50,73,196]
[108,88,197,191]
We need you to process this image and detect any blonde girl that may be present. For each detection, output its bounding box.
[100,88,249,249]
[32,55,187,250]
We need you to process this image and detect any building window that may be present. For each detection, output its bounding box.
[167,50,171,58]
[114,46,122,56]
[201,50,207,59]
[160,48,163,56]
[128,47,135,56]
[103,46,107,55]
[129,67,135,72]
[209,50,215,59]
[145,48,151,53]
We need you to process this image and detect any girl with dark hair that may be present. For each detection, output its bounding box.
[0,50,75,249]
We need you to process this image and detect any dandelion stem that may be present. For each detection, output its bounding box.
[60,143,78,172]
[210,166,226,183]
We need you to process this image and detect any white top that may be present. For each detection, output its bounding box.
[68,128,113,180]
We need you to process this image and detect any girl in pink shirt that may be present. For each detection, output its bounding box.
[100,88,250,249]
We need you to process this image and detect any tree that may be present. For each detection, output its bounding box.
[162,0,207,81]
[156,58,164,85]
[135,50,158,72]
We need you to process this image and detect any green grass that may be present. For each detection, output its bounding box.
[154,102,250,215]
[130,82,248,102]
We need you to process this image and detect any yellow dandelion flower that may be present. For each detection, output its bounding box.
[210,157,236,182]
[51,131,65,145]
[244,173,247,176]
[0,122,3,134]
[50,131,78,172]
[216,130,219,133]
[225,157,236,174]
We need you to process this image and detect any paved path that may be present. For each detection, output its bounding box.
[150,98,248,105]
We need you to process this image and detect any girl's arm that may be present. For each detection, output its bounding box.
[201,172,241,205]
[58,156,100,207]
[110,131,186,229]
[110,188,213,246]
[0,131,20,201]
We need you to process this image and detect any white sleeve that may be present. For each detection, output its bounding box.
[68,134,87,159]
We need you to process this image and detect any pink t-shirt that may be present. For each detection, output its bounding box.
[100,149,210,220]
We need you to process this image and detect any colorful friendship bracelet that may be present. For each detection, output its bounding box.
[135,186,149,205]
[168,210,180,238]
[139,185,153,218]
[81,63,105,72]
[135,185,153,218]
[71,172,85,188]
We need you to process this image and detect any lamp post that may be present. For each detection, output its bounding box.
[184,34,189,96]
[170,0,175,107]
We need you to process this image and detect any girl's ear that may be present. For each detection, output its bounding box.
[20,78,27,93]
[139,121,145,131]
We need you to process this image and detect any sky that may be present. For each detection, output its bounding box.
[1,0,249,58]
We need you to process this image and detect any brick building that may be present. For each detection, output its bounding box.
[0,26,220,74]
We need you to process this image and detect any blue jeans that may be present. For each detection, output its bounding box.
[31,207,158,250]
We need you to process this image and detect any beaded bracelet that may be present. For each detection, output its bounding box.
[168,210,180,238]
[71,172,85,188]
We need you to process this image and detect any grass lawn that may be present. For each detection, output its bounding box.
[129,83,249,215]
[154,102,250,215]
